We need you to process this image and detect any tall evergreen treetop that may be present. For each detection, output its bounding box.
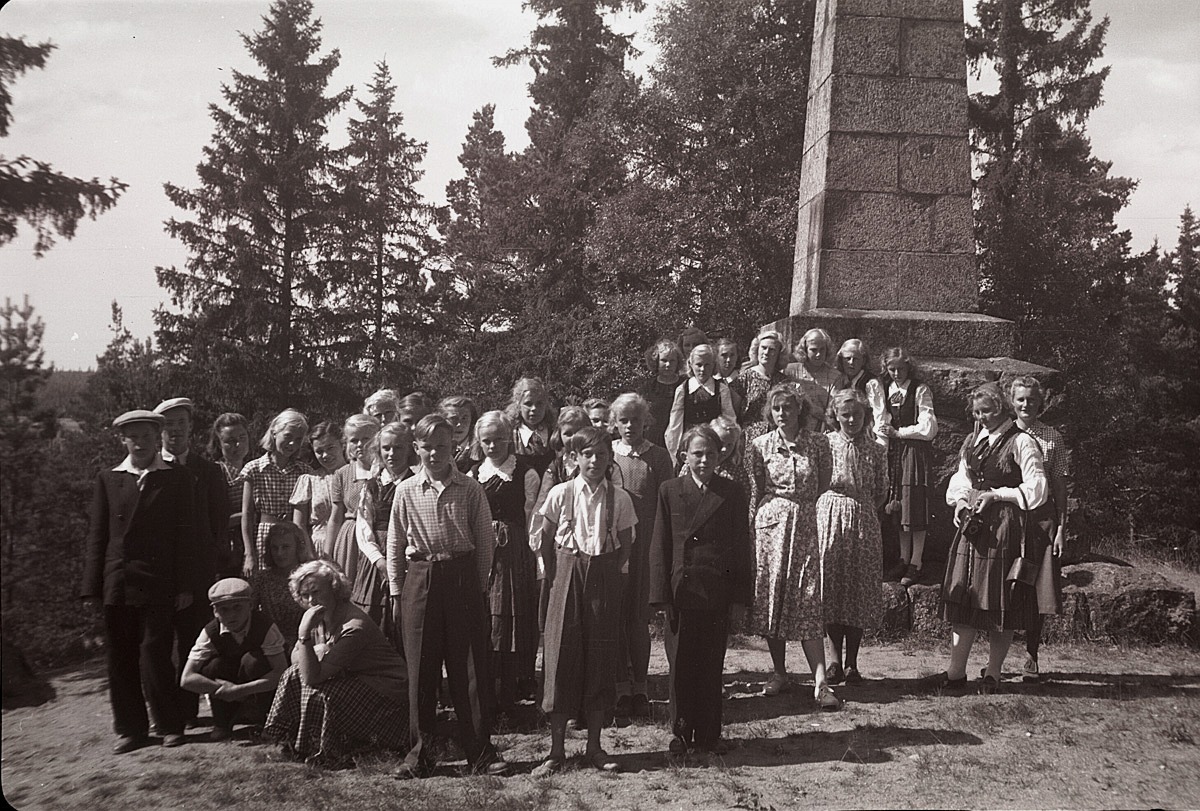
[155,0,351,411]
[328,60,438,390]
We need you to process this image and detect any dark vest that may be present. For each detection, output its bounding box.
[205,611,271,661]
[683,379,724,428]
[473,459,531,529]
[368,469,411,535]
[886,379,920,429]
[966,424,1024,490]
[851,371,875,395]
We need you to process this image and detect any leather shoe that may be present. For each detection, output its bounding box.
[631,693,651,718]
[112,735,148,755]
[162,733,186,748]
[668,735,688,755]
[393,762,431,780]
[826,661,845,685]
[922,671,968,694]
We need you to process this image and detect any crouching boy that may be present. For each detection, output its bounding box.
[181,578,288,740]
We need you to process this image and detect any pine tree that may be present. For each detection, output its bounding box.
[154,0,352,412]
[0,36,126,257]
[328,60,438,391]
[967,0,1134,370]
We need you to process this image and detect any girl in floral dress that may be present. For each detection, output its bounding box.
[746,385,838,710]
[732,330,790,448]
[817,390,888,684]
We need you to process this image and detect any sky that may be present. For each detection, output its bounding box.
[2,0,1198,370]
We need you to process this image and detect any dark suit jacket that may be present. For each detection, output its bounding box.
[80,466,199,606]
[177,453,232,580]
[649,474,753,611]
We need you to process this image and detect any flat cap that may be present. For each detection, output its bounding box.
[153,397,195,416]
[112,410,166,430]
[208,578,253,605]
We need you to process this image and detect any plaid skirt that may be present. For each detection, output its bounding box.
[263,665,408,766]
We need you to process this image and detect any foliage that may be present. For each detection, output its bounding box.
[327,60,442,392]
[0,35,126,257]
[153,0,354,416]
[590,0,815,346]
[0,298,104,666]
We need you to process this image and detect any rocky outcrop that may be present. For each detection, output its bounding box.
[1043,562,1197,645]
[873,562,1197,646]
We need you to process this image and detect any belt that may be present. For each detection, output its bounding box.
[555,544,617,558]
[408,549,472,563]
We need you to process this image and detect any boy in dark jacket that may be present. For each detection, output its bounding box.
[650,424,753,755]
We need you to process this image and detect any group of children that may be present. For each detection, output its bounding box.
[85,325,1069,774]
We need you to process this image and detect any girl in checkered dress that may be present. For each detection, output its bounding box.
[240,409,310,577]
[506,377,557,478]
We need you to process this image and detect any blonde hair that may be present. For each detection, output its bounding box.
[826,388,872,435]
[749,330,791,372]
[643,339,685,377]
[288,559,351,605]
[260,409,308,452]
[505,377,557,431]
[609,392,652,427]
[835,338,871,376]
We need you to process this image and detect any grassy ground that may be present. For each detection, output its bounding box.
[4,638,1199,810]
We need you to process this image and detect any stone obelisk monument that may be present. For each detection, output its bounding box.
[769,0,1058,564]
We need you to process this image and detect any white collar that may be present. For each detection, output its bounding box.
[517,423,547,444]
[478,455,516,483]
[613,439,650,457]
[690,471,711,492]
[687,377,717,395]
[160,448,189,465]
[351,460,373,481]
[575,476,607,499]
[113,453,171,474]
[974,419,1015,446]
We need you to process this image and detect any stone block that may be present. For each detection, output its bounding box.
[829,74,900,134]
[1063,563,1197,645]
[900,135,970,194]
[818,249,898,308]
[896,252,976,312]
[832,14,900,76]
[792,193,825,312]
[929,194,975,252]
[908,583,951,637]
[917,356,1063,415]
[809,0,836,82]
[897,78,967,136]
[879,581,912,639]
[838,0,964,22]
[827,132,898,192]
[823,191,932,252]
[771,310,1017,367]
[901,19,966,80]
[798,134,830,207]
[805,73,833,139]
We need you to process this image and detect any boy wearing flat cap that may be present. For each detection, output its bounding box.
[154,396,232,726]
[180,578,287,741]
[81,410,202,754]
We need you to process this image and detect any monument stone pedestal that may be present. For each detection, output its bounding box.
[769,0,1060,570]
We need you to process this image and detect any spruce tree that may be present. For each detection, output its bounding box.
[154,0,351,412]
[967,0,1134,370]
[328,60,438,392]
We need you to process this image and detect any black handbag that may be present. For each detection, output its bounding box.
[1005,490,1039,588]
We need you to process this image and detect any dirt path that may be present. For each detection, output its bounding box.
[4,639,1199,810]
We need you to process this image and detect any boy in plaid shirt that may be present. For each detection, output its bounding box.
[388,414,506,778]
